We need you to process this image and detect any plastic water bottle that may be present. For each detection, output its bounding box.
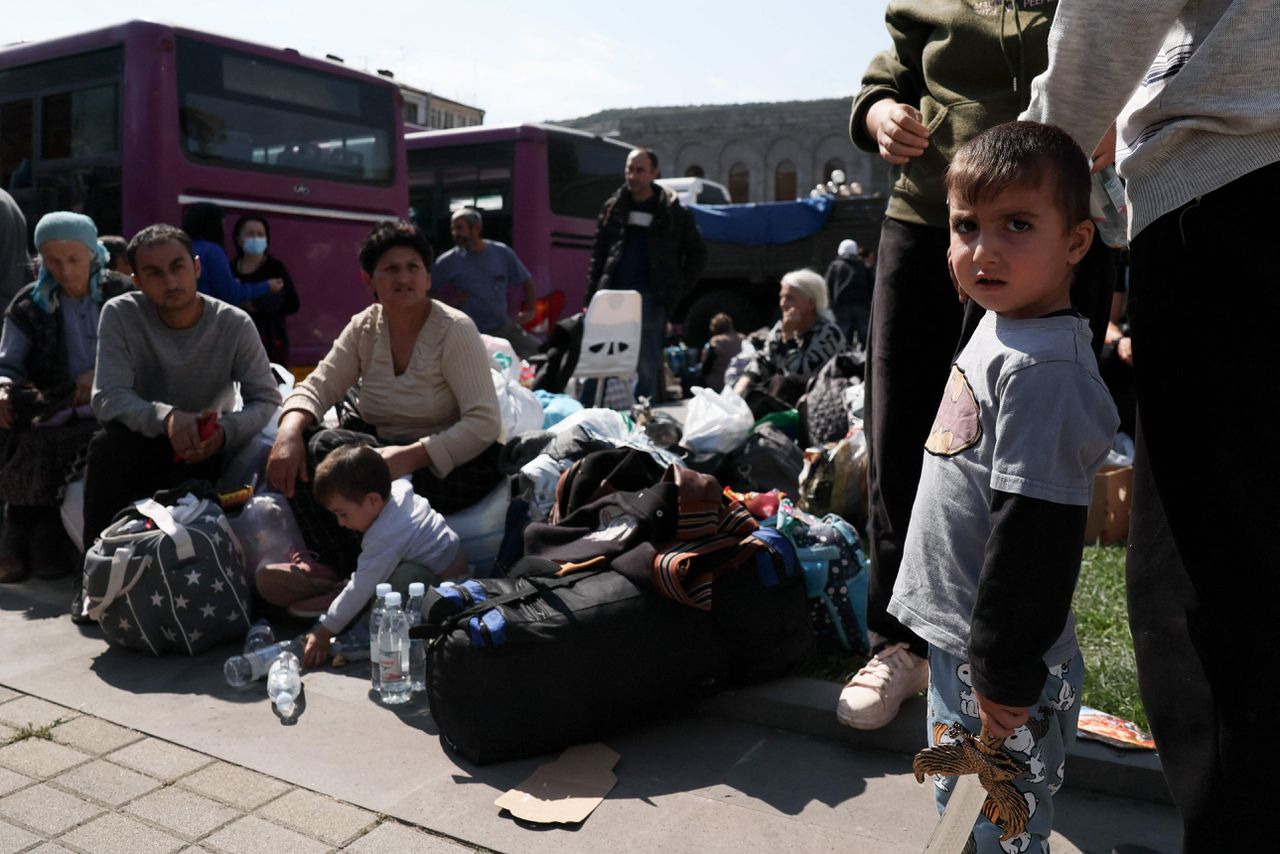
[266,651,302,717]
[377,592,411,705]
[223,638,302,687]
[369,583,392,690]
[243,619,275,653]
[1090,164,1128,248]
[406,582,425,629]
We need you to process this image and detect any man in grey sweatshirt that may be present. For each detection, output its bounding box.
[81,223,280,558]
[1022,2,1280,849]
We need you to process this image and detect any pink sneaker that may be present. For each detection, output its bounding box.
[255,551,340,608]
[836,642,929,730]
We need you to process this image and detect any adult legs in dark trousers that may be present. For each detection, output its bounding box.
[81,422,224,552]
[75,421,222,621]
[1125,162,1279,852]
[839,217,958,730]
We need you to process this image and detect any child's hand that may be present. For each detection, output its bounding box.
[303,626,334,668]
[975,691,1031,739]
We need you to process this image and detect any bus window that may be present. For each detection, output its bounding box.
[547,133,628,219]
[42,84,118,159]
[0,99,34,191]
[176,37,395,185]
[407,141,514,255]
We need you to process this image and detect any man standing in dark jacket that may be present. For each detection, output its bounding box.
[586,148,706,402]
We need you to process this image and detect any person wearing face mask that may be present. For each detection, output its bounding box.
[233,214,299,365]
[0,212,134,582]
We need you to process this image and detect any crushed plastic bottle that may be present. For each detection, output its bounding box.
[223,638,303,688]
[1090,164,1128,248]
[243,619,275,653]
[267,651,302,717]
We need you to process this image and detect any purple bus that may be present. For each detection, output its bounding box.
[0,20,408,366]
[405,123,632,335]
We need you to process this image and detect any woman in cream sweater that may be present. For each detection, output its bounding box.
[266,221,501,571]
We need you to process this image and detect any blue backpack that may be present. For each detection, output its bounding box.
[772,499,869,652]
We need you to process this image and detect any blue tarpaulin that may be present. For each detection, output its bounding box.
[688,195,834,245]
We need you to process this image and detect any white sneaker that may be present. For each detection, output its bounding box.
[836,642,929,730]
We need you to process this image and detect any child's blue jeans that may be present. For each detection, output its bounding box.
[926,647,1084,853]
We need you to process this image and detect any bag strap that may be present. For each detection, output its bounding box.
[87,543,141,621]
[411,570,602,640]
[134,498,195,562]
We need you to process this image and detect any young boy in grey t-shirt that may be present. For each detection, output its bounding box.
[888,122,1118,851]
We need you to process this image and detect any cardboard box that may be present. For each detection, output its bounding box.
[1085,464,1133,545]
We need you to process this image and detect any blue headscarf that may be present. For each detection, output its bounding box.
[32,212,110,314]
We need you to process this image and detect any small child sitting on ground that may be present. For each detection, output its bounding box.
[700,312,742,391]
[889,121,1118,850]
[302,443,466,667]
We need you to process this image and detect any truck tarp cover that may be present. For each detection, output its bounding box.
[689,196,833,245]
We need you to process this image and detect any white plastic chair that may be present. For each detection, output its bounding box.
[570,289,643,408]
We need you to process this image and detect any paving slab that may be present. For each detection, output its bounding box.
[0,782,103,835]
[124,786,241,841]
[52,758,163,807]
[105,739,212,782]
[25,843,77,854]
[0,686,19,703]
[0,817,42,854]
[200,814,329,854]
[0,695,78,729]
[254,786,378,846]
[343,820,485,853]
[59,812,185,854]
[0,738,90,779]
[0,766,30,797]
[50,715,144,756]
[0,574,1183,854]
[178,761,292,811]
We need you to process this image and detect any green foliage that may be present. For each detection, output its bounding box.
[1075,544,1148,731]
[2,718,64,746]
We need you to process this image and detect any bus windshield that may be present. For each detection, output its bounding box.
[176,37,395,185]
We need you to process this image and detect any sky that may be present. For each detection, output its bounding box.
[4,1,893,125]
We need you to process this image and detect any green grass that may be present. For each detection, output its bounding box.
[796,543,1148,733]
[1,718,64,746]
[1075,544,1147,731]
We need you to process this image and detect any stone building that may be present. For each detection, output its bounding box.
[558,98,893,203]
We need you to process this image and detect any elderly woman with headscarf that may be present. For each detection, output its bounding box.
[734,268,846,403]
[0,212,134,582]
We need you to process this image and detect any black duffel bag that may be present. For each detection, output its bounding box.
[414,558,728,766]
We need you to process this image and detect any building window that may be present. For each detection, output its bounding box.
[685,164,705,178]
[728,163,749,203]
[774,160,797,201]
[822,158,846,183]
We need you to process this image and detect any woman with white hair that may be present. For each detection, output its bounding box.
[734,268,846,400]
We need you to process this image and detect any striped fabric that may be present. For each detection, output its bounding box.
[651,494,762,610]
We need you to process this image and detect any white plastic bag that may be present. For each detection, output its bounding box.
[492,368,544,442]
[227,493,307,575]
[683,386,753,455]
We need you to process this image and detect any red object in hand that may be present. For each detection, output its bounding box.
[175,413,219,463]
[197,412,218,442]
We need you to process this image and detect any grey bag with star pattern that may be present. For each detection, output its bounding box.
[83,493,251,655]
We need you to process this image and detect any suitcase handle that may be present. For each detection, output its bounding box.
[411,570,604,640]
[134,498,196,562]
[86,543,147,621]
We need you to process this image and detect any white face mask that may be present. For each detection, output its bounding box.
[242,237,268,255]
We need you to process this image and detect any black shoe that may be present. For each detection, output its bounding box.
[69,587,94,625]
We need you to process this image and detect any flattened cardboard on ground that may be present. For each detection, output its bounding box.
[494,743,620,824]
[1086,464,1133,545]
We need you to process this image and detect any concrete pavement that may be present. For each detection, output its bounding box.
[0,575,1181,853]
